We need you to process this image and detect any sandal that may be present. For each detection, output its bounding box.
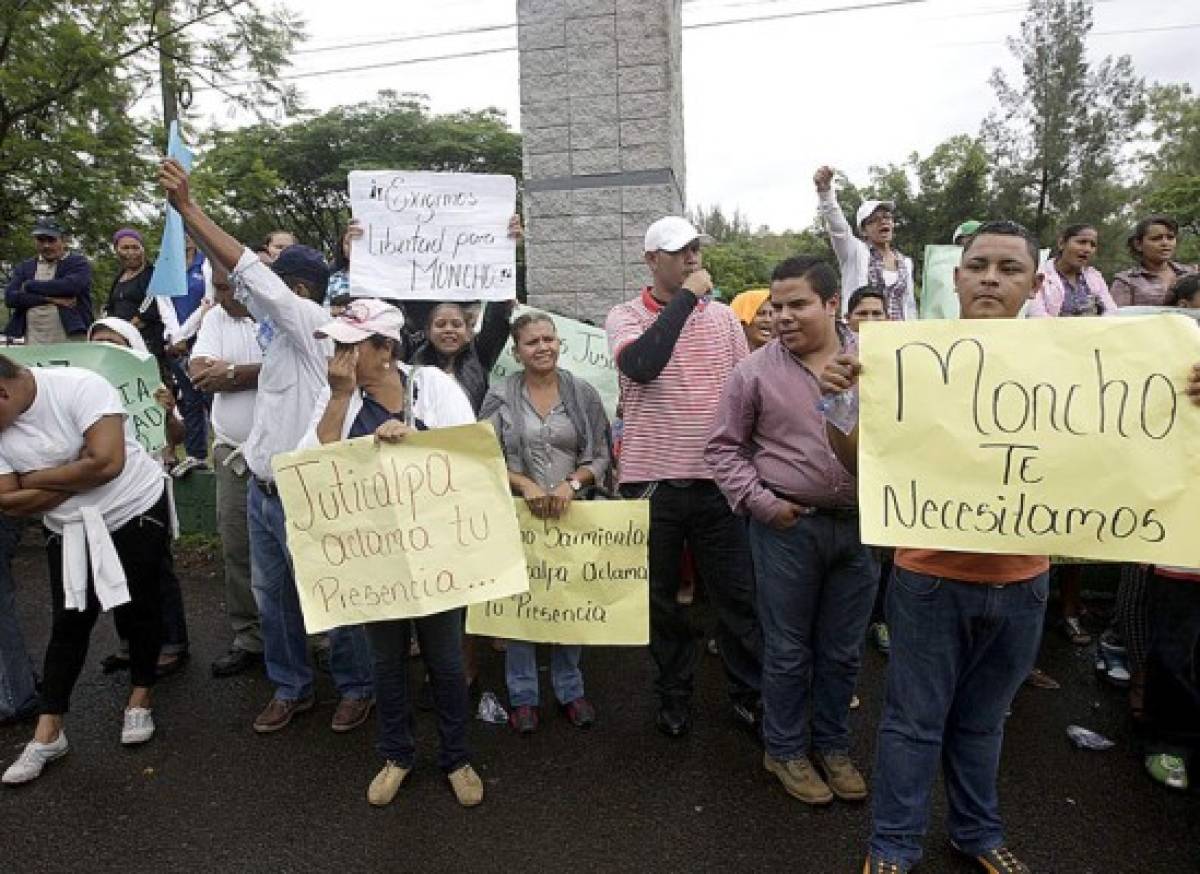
[1024,668,1061,690]
[155,651,189,678]
[1062,616,1092,646]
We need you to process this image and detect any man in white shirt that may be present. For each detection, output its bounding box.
[159,158,374,735]
[190,264,264,678]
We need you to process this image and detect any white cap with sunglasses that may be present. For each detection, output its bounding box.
[643,216,715,254]
[314,298,405,344]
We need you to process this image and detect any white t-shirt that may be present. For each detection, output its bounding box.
[191,305,263,446]
[0,368,164,533]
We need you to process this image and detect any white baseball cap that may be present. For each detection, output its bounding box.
[643,216,714,253]
[856,200,896,230]
[315,298,405,344]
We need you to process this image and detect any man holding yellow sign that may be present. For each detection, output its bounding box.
[814,221,1200,874]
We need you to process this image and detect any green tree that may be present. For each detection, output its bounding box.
[1139,83,1200,264]
[703,230,832,299]
[981,0,1145,268]
[192,92,523,260]
[0,0,302,273]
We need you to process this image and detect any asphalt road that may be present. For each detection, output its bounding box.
[2,535,1196,874]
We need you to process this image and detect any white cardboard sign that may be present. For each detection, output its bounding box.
[348,170,517,301]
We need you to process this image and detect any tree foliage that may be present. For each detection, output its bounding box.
[0,0,302,271]
[980,0,1144,256]
[191,92,523,259]
[1140,83,1200,263]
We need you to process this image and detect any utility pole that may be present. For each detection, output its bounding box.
[154,0,178,148]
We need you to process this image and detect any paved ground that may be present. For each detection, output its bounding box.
[2,534,1197,874]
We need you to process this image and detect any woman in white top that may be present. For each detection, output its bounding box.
[0,355,172,786]
[814,165,917,320]
[301,299,486,809]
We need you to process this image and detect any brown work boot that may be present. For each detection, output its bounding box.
[366,760,410,807]
[447,763,484,807]
[813,750,868,801]
[763,753,833,805]
[253,695,315,734]
[331,696,374,733]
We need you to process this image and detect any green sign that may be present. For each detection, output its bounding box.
[2,343,167,452]
[490,306,619,419]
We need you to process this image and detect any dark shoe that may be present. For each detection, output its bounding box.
[331,696,374,733]
[731,698,761,731]
[561,697,595,728]
[253,695,315,734]
[1023,668,1060,690]
[1061,616,1092,646]
[155,651,190,679]
[862,855,911,874]
[211,648,263,678]
[509,704,538,735]
[100,653,130,674]
[655,702,691,738]
[951,842,1031,874]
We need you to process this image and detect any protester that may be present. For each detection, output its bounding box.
[412,297,513,414]
[481,313,611,735]
[0,513,37,725]
[729,288,772,350]
[814,166,916,319]
[189,264,265,678]
[1110,215,1194,307]
[104,228,179,361]
[162,237,214,478]
[86,318,190,677]
[951,220,982,245]
[821,221,1048,874]
[1167,273,1200,308]
[0,354,173,785]
[606,215,762,739]
[325,227,352,307]
[298,298,483,807]
[707,256,874,805]
[157,157,376,736]
[4,218,93,344]
[262,230,298,264]
[845,287,888,334]
[1028,223,1118,318]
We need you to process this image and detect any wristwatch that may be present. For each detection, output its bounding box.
[225,363,236,385]
[567,477,582,493]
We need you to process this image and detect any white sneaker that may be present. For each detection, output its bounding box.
[121,708,155,745]
[170,456,206,479]
[2,733,69,785]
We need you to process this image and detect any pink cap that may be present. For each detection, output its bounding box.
[315,298,405,344]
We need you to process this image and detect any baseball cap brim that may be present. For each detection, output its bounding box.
[314,321,373,344]
[658,231,716,253]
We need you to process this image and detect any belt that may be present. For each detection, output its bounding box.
[253,477,279,498]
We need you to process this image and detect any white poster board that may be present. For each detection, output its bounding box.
[348,171,517,301]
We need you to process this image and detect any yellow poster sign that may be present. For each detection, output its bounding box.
[466,500,650,645]
[858,315,1200,565]
[271,423,529,633]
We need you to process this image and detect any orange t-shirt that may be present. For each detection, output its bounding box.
[895,549,1049,585]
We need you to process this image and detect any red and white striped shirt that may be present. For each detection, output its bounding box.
[606,288,748,484]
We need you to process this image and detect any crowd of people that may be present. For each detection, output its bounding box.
[0,157,1197,874]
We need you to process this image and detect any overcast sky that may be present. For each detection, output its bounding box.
[191,0,1198,232]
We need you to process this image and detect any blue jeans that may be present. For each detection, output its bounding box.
[364,612,469,772]
[0,515,37,720]
[749,514,876,760]
[247,483,373,701]
[168,355,209,460]
[505,642,584,708]
[869,567,1048,866]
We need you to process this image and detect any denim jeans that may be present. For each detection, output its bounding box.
[247,483,373,701]
[168,355,210,461]
[622,480,762,708]
[505,642,584,708]
[870,567,1048,867]
[0,515,37,720]
[749,513,876,760]
[364,611,469,772]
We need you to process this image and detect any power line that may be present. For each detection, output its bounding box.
[295,22,514,56]
[195,0,931,91]
[942,21,1200,47]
